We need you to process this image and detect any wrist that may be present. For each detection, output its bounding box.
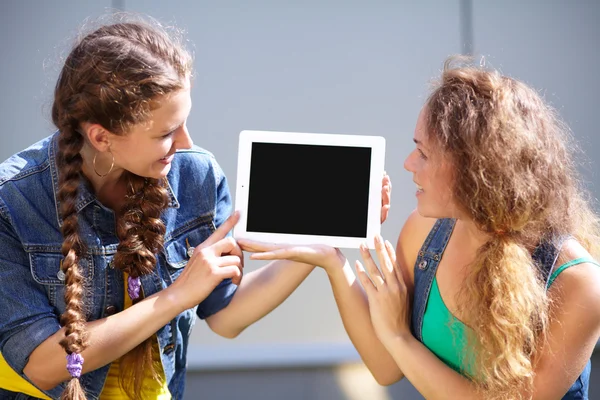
[160,281,192,314]
[322,249,348,276]
[381,330,413,352]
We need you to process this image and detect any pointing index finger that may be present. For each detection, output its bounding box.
[201,211,240,248]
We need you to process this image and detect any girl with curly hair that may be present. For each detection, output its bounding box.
[242,58,600,399]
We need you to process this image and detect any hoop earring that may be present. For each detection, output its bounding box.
[93,151,115,177]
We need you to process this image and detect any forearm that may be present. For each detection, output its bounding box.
[326,257,404,385]
[385,334,479,399]
[24,286,183,390]
[205,260,315,337]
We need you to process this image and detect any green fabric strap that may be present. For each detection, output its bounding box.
[547,257,600,287]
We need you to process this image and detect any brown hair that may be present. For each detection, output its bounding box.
[52,18,192,400]
[425,56,600,399]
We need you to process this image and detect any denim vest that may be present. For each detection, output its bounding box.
[411,218,591,400]
[0,133,237,400]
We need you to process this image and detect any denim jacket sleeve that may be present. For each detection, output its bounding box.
[195,155,237,319]
[0,199,61,375]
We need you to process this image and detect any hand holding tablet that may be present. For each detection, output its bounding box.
[233,130,386,249]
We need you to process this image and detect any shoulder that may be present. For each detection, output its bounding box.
[169,145,226,183]
[0,135,54,219]
[0,135,53,187]
[166,146,230,214]
[396,209,438,259]
[394,209,438,288]
[535,239,600,398]
[172,145,219,169]
[532,238,600,396]
[549,239,600,308]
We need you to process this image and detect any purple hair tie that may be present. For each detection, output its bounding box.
[66,353,84,378]
[128,275,141,300]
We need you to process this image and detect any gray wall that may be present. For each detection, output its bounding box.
[1,1,599,399]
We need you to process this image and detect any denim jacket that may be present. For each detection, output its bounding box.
[411,218,590,399]
[0,133,238,400]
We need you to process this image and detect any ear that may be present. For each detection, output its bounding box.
[80,122,111,152]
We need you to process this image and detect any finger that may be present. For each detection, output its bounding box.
[382,181,390,196]
[382,174,390,197]
[248,248,296,260]
[374,235,395,283]
[215,255,242,268]
[225,241,244,271]
[385,240,398,265]
[210,236,241,256]
[201,211,241,248]
[382,186,390,205]
[383,172,392,193]
[237,239,280,253]
[381,175,391,224]
[382,186,390,200]
[356,260,377,295]
[218,253,244,286]
[216,264,243,282]
[385,240,404,285]
[380,203,390,224]
[383,173,391,189]
[231,264,243,286]
[359,243,385,287]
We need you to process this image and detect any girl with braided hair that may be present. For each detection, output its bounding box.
[0,18,391,400]
[241,57,600,399]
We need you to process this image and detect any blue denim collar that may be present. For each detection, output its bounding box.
[47,132,180,227]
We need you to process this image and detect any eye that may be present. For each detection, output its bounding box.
[417,148,428,160]
[160,126,180,139]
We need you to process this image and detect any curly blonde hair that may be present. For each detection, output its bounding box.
[425,56,600,399]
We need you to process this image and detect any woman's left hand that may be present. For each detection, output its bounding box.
[356,235,411,346]
[381,172,392,224]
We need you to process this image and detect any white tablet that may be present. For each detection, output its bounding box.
[233,130,386,249]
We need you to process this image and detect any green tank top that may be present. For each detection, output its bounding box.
[421,257,600,376]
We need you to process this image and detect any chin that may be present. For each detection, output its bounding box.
[151,163,172,179]
[416,202,451,220]
[136,169,170,181]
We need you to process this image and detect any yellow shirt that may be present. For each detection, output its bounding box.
[0,274,171,399]
[0,352,51,399]
[99,273,171,399]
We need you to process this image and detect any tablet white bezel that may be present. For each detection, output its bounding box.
[233,130,386,249]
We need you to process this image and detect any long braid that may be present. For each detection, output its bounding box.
[55,120,89,400]
[112,173,169,398]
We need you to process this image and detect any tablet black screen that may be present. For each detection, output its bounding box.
[246,142,371,238]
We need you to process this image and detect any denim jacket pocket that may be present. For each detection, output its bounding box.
[163,215,215,280]
[28,250,95,318]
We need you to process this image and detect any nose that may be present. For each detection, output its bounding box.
[176,124,193,150]
[404,150,416,173]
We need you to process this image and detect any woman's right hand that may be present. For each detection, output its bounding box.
[171,211,244,310]
[237,239,345,274]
